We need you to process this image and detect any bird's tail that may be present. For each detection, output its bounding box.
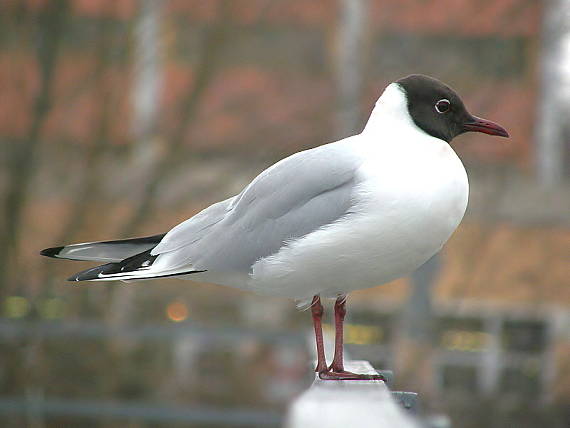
[40,234,166,263]
[41,234,204,282]
[65,249,204,282]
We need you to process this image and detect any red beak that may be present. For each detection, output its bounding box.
[463,116,509,138]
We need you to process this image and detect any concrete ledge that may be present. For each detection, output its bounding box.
[286,360,420,428]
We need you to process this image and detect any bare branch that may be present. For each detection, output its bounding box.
[0,0,69,289]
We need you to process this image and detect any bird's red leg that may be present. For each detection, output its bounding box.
[319,295,385,381]
[329,294,347,372]
[311,295,328,374]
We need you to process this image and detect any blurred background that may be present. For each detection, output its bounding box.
[1,0,569,427]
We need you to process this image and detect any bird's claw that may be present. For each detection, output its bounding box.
[318,369,385,381]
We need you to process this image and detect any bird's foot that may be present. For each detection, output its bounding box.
[318,369,385,381]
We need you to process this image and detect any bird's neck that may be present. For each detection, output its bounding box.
[361,83,418,138]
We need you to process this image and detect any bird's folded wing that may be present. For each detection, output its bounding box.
[151,140,363,273]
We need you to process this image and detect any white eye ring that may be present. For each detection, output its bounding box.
[435,99,451,114]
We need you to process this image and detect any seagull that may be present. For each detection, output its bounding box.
[41,74,508,380]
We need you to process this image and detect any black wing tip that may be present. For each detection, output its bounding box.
[66,275,95,283]
[67,263,116,282]
[40,246,65,258]
[66,272,92,282]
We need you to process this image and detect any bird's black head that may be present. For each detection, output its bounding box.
[396,74,509,143]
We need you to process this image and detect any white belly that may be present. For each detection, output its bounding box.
[247,139,469,301]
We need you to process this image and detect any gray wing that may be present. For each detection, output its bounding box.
[151,196,236,254]
[152,140,362,272]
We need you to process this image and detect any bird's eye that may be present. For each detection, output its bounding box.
[435,99,451,114]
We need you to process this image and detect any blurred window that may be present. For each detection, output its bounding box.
[344,310,394,370]
[440,364,478,391]
[435,314,550,397]
[499,361,541,398]
[502,320,546,353]
[348,311,392,345]
[438,316,488,353]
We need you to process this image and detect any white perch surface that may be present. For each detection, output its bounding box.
[286,360,419,428]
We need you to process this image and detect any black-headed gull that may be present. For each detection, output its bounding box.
[42,75,508,380]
